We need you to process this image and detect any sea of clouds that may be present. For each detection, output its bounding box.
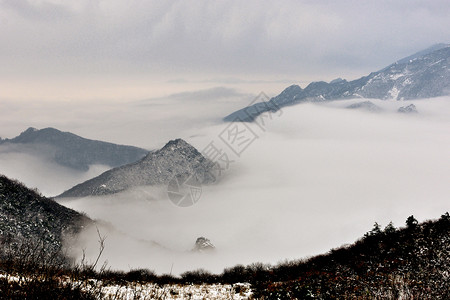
[1,92,449,275]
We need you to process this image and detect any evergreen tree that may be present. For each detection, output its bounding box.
[406,215,418,228]
[384,221,396,234]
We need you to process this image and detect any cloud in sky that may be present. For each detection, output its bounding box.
[1,0,449,100]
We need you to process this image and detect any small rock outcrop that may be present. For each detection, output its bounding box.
[398,104,418,114]
[346,101,382,112]
[192,237,215,252]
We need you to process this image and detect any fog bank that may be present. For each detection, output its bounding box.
[59,97,450,275]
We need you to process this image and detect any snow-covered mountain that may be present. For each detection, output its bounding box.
[0,175,91,256]
[224,44,450,122]
[0,127,149,171]
[57,139,215,198]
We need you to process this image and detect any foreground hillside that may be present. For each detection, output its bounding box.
[248,214,449,299]
[1,201,448,298]
[0,175,91,258]
[168,214,449,299]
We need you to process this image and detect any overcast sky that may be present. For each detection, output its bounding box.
[1,0,449,101]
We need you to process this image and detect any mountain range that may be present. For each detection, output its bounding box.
[0,127,149,171]
[224,43,450,122]
[57,139,215,198]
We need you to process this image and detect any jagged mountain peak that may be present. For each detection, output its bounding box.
[57,138,215,198]
[142,138,205,164]
[282,84,303,93]
[160,138,197,152]
[224,44,450,122]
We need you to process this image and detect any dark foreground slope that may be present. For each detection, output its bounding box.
[0,127,149,171]
[224,215,450,299]
[225,44,450,122]
[58,139,215,198]
[169,214,450,299]
[0,203,447,298]
[0,175,91,257]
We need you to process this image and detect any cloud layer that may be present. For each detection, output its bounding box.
[56,97,450,275]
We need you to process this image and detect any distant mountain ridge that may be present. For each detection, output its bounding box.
[0,127,149,171]
[57,139,215,198]
[225,44,450,122]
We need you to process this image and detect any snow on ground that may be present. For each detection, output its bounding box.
[0,272,252,300]
[388,86,400,99]
[103,282,252,300]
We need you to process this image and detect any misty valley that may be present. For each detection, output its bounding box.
[1,44,449,298]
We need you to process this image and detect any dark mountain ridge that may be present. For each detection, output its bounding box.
[0,174,91,257]
[0,127,149,171]
[57,138,216,198]
[225,44,450,122]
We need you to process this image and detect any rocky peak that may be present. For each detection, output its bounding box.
[57,138,215,198]
[281,84,303,95]
[160,138,197,153]
[192,237,215,252]
[398,104,418,114]
[142,138,206,166]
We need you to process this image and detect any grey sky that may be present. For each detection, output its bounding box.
[1,0,449,100]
